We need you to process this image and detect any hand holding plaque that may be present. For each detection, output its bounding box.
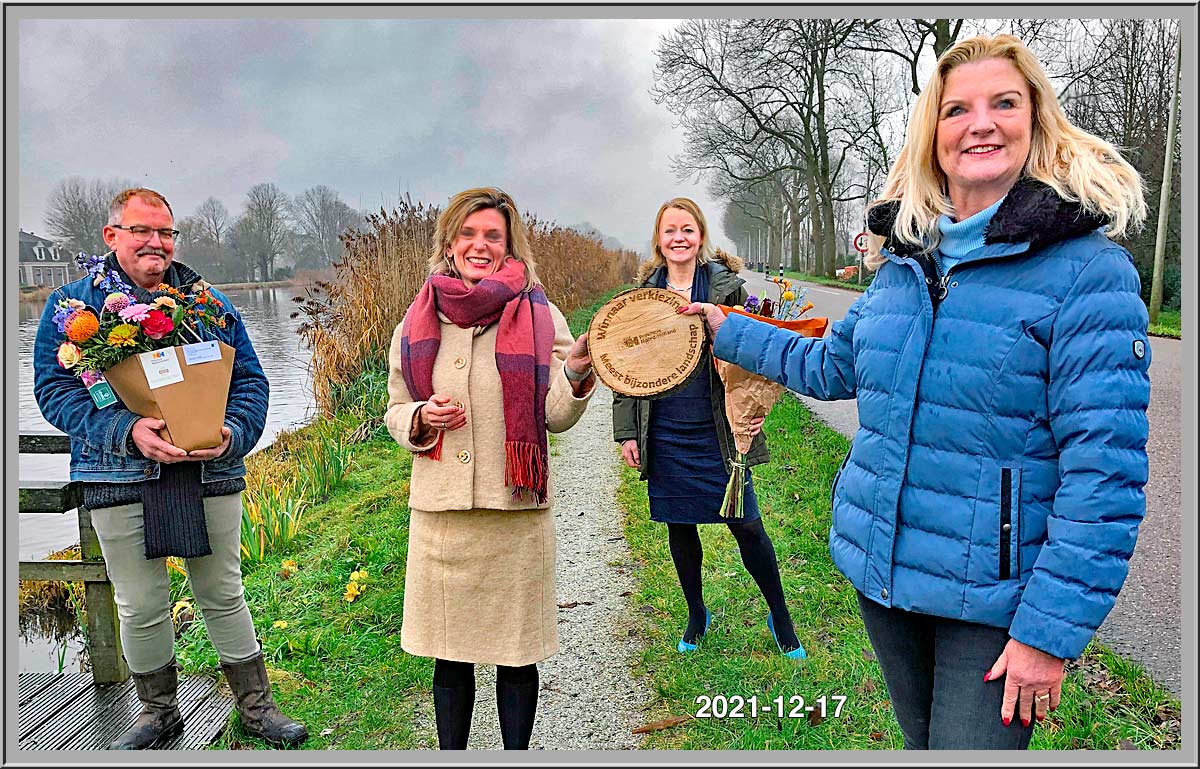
[588,288,706,398]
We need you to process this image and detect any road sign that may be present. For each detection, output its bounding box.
[853,231,870,253]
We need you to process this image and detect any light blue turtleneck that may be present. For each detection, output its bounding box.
[936,195,1005,273]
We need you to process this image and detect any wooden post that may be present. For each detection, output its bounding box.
[78,506,129,685]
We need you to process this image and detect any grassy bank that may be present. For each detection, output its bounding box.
[616,395,1181,750]
[782,270,868,293]
[1148,309,1181,339]
[783,270,1182,340]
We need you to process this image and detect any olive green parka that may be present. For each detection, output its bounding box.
[611,254,770,480]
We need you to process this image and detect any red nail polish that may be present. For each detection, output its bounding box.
[1021,718,1030,727]
[982,671,992,682]
[1002,716,1011,726]
[1036,713,1045,722]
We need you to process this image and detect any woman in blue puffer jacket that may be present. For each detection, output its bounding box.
[685,35,1151,749]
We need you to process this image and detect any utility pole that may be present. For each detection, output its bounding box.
[1150,33,1181,324]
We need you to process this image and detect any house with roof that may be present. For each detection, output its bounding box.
[18,230,82,288]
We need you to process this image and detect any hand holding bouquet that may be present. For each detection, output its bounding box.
[710,298,829,518]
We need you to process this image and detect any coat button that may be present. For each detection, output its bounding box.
[880,588,888,600]
[453,400,464,410]
[144,467,154,477]
[454,357,467,369]
[457,450,471,464]
[1001,523,1012,533]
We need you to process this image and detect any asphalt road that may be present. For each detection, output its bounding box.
[737,269,1182,695]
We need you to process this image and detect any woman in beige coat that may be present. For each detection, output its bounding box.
[385,187,595,750]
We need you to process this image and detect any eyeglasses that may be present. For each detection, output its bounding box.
[111,224,180,242]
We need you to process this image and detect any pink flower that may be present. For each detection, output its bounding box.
[104,292,133,313]
[118,303,152,322]
[140,309,175,340]
[80,370,103,387]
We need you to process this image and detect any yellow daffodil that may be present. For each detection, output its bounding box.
[106,323,141,347]
[282,559,297,570]
[273,620,288,629]
[350,569,369,583]
[344,581,362,602]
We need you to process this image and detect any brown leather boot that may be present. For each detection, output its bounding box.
[220,652,308,748]
[109,658,184,750]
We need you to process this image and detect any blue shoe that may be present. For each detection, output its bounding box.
[677,609,712,653]
[767,613,807,660]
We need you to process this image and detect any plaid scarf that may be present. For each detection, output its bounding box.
[400,258,555,503]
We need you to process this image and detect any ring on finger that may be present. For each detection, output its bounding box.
[1034,693,1051,703]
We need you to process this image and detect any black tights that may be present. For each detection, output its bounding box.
[666,518,801,650]
[432,659,538,750]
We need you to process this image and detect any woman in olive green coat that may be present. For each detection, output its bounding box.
[612,197,805,658]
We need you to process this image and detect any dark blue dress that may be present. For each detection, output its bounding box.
[646,266,760,524]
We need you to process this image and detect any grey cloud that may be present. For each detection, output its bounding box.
[18,17,734,253]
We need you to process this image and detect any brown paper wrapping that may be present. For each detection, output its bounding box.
[103,342,235,452]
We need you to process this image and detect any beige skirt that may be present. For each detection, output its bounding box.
[400,507,559,667]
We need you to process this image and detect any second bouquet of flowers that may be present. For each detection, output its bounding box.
[712,298,829,518]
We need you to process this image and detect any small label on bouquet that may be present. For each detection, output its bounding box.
[88,380,117,409]
[139,348,184,389]
[182,340,221,365]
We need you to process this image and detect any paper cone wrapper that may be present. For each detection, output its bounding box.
[104,342,235,452]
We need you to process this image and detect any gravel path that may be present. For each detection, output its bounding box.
[467,384,650,749]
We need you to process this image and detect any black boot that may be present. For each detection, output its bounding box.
[496,664,538,750]
[109,658,184,750]
[219,652,308,748]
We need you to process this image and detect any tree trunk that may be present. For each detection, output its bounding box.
[1150,34,1180,324]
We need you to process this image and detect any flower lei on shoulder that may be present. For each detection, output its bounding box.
[53,252,228,383]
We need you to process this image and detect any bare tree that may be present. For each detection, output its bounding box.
[851,19,965,95]
[44,177,133,256]
[178,197,241,282]
[290,185,365,269]
[237,183,292,281]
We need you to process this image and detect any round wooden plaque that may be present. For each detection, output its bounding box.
[587,288,706,397]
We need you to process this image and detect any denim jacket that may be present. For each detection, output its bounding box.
[32,260,269,484]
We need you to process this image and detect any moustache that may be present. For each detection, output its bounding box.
[136,248,169,259]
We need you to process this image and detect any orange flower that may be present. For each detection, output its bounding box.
[64,311,99,342]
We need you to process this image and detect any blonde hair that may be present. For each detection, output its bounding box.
[638,197,715,282]
[108,188,173,225]
[865,34,1146,269]
[429,187,540,291]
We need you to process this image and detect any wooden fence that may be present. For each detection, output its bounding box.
[18,430,128,685]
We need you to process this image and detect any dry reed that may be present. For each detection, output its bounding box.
[293,197,639,416]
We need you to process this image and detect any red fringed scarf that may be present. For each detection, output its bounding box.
[400,258,555,503]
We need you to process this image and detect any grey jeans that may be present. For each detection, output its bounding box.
[91,492,259,673]
[856,591,1036,750]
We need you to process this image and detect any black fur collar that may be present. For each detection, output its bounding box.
[866,177,1109,259]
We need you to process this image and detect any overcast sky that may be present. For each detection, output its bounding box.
[18,17,737,255]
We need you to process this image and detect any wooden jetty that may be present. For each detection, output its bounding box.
[17,431,234,750]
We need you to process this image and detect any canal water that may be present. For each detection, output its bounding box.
[17,286,317,672]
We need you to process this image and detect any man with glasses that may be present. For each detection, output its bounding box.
[32,188,308,750]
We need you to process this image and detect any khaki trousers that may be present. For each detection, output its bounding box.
[90,492,259,673]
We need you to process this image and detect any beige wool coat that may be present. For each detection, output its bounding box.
[385,300,594,666]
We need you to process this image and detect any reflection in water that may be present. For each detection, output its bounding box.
[17,285,316,672]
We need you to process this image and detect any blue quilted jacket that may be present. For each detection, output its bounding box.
[713,179,1151,660]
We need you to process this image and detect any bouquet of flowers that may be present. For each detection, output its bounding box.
[712,290,829,518]
[52,252,228,386]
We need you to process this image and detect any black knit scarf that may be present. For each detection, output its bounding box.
[107,253,212,559]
